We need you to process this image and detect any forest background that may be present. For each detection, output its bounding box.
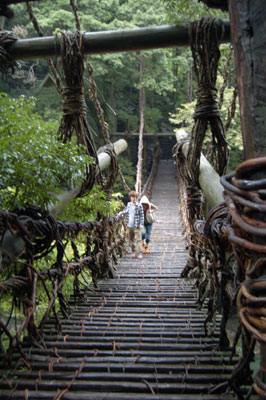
[0,0,242,221]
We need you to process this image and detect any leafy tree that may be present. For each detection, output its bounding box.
[161,0,227,23]
[0,93,91,210]
[58,185,124,222]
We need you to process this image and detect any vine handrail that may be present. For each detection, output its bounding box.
[0,206,127,365]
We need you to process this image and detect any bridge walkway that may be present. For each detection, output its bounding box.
[0,160,239,399]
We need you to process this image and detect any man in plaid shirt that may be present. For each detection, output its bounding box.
[120,190,144,259]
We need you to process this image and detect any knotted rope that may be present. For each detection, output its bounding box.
[58,31,98,156]
[188,17,228,183]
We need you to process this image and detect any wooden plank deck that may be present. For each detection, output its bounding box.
[0,160,241,399]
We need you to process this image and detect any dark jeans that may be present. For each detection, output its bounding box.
[142,222,153,244]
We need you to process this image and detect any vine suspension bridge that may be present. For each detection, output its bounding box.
[0,160,247,400]
[1,2,266,398]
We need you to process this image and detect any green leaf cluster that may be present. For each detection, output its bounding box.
[0,93,91,210]
[161,0,228,24]
[58,185,124,222]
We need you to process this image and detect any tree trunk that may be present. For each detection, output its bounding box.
[229,0,266,159]
[135,54,145,195]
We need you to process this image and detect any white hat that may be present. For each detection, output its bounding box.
[140,195,150,205]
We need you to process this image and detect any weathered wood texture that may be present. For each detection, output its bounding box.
[0,161,242,399]
[229,0,266,159]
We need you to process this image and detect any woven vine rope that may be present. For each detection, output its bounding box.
[188,17,228,184]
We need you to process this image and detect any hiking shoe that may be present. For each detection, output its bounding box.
[137,254,143,259]
[144,247,150,254]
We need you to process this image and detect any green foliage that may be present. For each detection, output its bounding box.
[111,154,136,199]
[169,100,195,129]
[145,107,163,132]
[0,93,91,210]
[138,50,176,96]
[58,185,124,222]
[58,153,136,221]
[161,0,228,24]
[34,86,61,121]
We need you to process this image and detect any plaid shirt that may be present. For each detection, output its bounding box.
[121,201,144,228]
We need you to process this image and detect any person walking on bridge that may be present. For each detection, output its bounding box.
[119,190,144,259]
[140,195,158,254]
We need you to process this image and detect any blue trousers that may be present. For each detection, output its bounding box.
[142,223,153,244]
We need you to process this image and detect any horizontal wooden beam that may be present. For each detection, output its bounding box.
[8,21,231,61]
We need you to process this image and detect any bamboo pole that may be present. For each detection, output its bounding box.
[49,139,128,216]
[175,129,224,208]
[8,22,231,61]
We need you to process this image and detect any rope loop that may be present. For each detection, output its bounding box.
[62,86,87,116]
[194,84,221,119]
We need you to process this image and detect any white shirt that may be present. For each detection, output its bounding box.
[128,203,136,228]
